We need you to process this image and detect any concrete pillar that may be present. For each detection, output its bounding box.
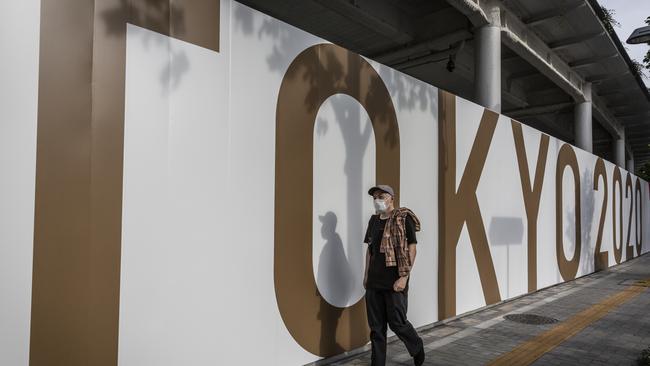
[574,83,592,153]
[474,3,501,112]
[614,130,626,168]
[627,157,635,173]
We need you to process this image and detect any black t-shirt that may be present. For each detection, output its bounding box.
[364,214,417,291]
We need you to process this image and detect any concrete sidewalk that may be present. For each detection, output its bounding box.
[326,254,650,366]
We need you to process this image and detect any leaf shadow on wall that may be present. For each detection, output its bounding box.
[560,169,595,280]
[309,64,375,350]
[317,93,373,300]
[233,4,443,352]
[372,63,439,117]
[316,212,350,355]
[488,216,523,299]
[101,0,191,93]
[580,169,596,276]
[232,9,379,350]
[255,10,438,118]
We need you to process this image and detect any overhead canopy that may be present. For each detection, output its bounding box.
[240,0,650,170]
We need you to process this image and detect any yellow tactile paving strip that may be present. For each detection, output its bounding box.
[635,279,650,287]
[488,283,648,366]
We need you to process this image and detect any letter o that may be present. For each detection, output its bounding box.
[274,43,400,356]
[612,167,623,264]
[555,144,581,281]
[634,177,643,256]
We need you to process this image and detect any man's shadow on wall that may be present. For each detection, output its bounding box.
[316,211,352,354]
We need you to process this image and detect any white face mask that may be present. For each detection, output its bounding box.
[374,198,388,213]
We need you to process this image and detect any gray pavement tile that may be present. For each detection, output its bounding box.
[330,254,650,366]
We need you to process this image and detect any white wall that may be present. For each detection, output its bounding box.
[0,2,41,365]
[118,7,232,364]
[116,1,650,364]
[118,1,442,364]
[1,1,649,365]
[454,96,650,306]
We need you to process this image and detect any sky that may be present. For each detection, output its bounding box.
[598,0,650,85]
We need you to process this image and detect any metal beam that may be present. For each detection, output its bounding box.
[391,41,465,71]
[628,121,650,128]
[628,140,650,146]
[503,102,574,118]
[627,120,650,126]
[614,112,650,118]
[626,134,650,140]
[597,86,638,97]
[503,86,529,109]
[629,148,650,155]
[628,142,650,148]
[505,69,540,92]
[507,69,539,82]
[371,29,472,64]
[606,105,634,111]
[312,0,414,44]
[500,18,584,101]
[586,71,630,83]
[626,135,650,141]
[549,31,605,50]
[523,2,585,26]
[502,53,521,62]
[569,54,618,68]
[443,0,490,27]
[605,99,647,109]
[624,122,650,128]
[526,87,564,99]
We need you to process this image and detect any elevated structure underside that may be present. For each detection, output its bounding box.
[239,0,650,170]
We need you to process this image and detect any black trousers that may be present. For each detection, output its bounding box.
[365,288,423,366]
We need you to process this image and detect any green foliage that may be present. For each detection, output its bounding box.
[645,17,650,70]
[632,59,647,78]
[600,6,621,33]
[639,145,650,180]
[639,161,650,181]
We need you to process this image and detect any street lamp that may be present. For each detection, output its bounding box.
[627,25,650,44]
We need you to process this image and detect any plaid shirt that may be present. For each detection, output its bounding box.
[379,207,421,277]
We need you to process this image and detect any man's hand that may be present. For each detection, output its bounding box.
[393,276,408,292]
[363,246,370,290]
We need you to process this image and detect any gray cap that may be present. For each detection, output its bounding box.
[368,184,394,197]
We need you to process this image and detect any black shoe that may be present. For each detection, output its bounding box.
[413,347,425,366]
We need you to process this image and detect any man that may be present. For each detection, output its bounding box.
[363,184,425,366]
